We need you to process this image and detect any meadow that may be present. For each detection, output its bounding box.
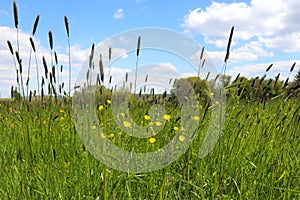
[0,1,299,199]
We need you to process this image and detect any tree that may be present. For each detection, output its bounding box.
[293,69,300,84]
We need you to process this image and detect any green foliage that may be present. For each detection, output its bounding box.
[1,88,299,199]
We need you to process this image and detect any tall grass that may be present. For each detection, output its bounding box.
[0,2,299,199]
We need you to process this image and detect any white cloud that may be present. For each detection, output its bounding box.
[113,8,124,19]
[183,0,300,53]
[226,60,300,80]
[261,33,300,53]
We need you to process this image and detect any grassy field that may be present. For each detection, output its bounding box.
[1,2,299,199]
[0,91,299,199]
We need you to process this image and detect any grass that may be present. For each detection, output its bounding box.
[0,92,299,199]
[0,1,299,199]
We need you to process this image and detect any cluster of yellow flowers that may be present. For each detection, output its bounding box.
[98,99,111,111]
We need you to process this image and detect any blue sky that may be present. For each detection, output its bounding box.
[0,0,299,97]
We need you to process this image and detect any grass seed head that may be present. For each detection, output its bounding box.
[48,31,53,50]
[136,36,141,57]
[7,41,14,55]
[42,56,48,78]
[29,37,36,52]
[32,15,40,36]
[290,62,296,72]
[266,63,273,72]
[13,1,18,29]
[64,16,69,37]
[224,26,234,63]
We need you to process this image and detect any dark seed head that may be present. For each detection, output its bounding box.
[32,15,40,36]
[136,36,141,57]
[64,16,70,37]
[48,31,53,50]
[29,37,36,52]
[7,41,14,55]
[13,1,18,29]
[224,26,234,63]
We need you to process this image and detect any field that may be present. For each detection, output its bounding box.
[0,86,299,199]
[0,1,299,199]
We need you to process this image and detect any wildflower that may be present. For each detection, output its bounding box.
[179,135,185,142]
[173,126,179,131]
[98,105,104,111]
[163,114,171,121]
[43,120,47,125]
[144,115,151,120]
[149,122,154,126]
[120,112,125,117]
[256,107,259,111]
[0,103,2,107]
[149,137,156,144]
[193,116,200,121]
[109,133,115,138]
[100,133,106,138]
[123,121,131,128]
[59,109,64,113]
[9,107,12,113]
[155,121,162,127]
[60,116,65,121]
[215,101,220,105]
[181,127,186,131]
[106,99,111,104]
[91,125,97,130]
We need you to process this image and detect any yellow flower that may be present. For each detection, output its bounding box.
[181,127,186,131]
[120,112,125,117]
[43,120,47,125]
[163,114,171,121]
[123,121,131,128]
[144,115,151,120]
[9,107,12,113]
[100,133,106,138]
[256,107,259,111]
[173,126,179,131]
[179,135,185,142]
[34,116,38,120]
[149,122,154,126]
[155,121,162,127]
[193,116,200,121]
[91,125,97,130]
[106,99,111,104]
[109,133,115,138]
[60,116,65,121]
[59,109,64,113]
[149,137,156,144]
[0,103,2,107]
[98,105,104,111]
